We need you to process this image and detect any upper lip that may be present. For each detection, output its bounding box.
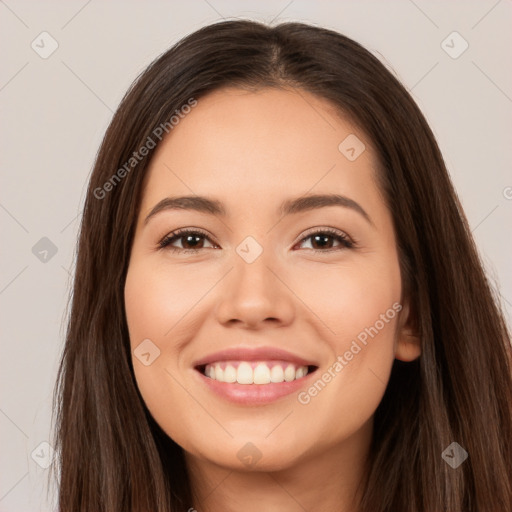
[193,346,319,368]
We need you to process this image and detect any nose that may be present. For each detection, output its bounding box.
[215,250,295,330]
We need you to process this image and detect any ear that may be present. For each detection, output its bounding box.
[394,300,421,362]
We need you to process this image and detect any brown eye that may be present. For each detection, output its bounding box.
[159,230,216,252]
[296,229,354,251]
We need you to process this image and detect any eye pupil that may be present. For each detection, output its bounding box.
[312,234,333,249]
[183,235,202,248]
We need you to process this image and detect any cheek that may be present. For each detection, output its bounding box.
[289,253,402,347]
[124,263,182,385]
[124,260,210,344]
[290,256,401,425]
[124,263,196,439]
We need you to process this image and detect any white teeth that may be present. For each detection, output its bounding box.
[237,362,253,384]
[203,361,309,385]
[284,364,296,382]
[214,365,224,382]
[223,364,237,383]
[253,363,271,384]
[270,365,284,383]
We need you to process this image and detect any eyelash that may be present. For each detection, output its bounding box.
[158,227,355,253]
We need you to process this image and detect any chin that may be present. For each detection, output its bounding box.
[186,436,310,473]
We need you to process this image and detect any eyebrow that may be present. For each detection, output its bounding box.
[144,193,373,226]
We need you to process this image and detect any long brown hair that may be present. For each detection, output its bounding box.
[50,19,512,511]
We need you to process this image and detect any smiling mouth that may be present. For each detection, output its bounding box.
[196,360,319,385]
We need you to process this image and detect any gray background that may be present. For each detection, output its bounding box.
[1,1,511,510]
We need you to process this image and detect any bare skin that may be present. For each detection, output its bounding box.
[124,86,421,511]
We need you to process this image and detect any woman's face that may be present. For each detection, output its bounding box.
[124,86,419,471]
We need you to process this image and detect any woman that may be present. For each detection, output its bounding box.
[51,19,512,511]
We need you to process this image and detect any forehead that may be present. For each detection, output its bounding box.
[140,87,383,217]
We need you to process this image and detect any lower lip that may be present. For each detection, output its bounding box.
[194,369,317,405]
